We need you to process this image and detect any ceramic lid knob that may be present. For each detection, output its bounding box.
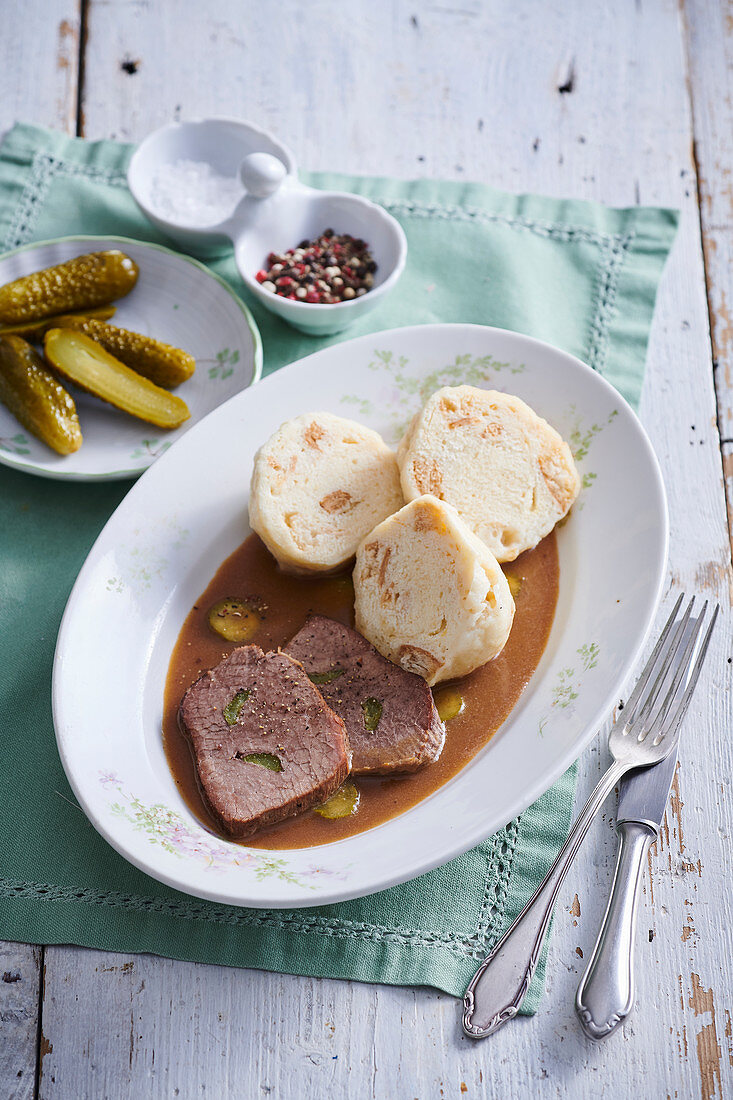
[239,152,287,198]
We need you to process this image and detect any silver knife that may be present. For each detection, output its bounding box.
[574,734,679,1039]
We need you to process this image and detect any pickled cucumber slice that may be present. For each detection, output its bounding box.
[308,668,344,685]
[361,697,383,731]
[57,317,195,388]
[504,571,522,599]
[0,306,117,340]
[0,335,81,455]
[0,251,139,323]
[224,689,251,726]
[207,597,263,643]
[314,781,360,819]
[235,752,283,772]
[432,686,465,722]
[44,328,189,430]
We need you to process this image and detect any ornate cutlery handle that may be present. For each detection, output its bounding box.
[463,760,626,1038]
[575,820,656,1039]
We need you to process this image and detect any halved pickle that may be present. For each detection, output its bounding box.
[44,328,189,430]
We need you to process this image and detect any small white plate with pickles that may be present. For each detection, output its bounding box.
[0,235,262,481]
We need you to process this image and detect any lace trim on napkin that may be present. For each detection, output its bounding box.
[0,819,518,958]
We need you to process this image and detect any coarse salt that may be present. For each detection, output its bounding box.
[149,159,243,226]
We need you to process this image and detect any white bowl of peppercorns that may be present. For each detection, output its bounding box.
[232,189,407,336]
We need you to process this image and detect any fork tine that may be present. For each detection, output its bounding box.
[653,603,719,747]
[641,602,707,740]
[622,593,686,725]
[633,596,696,730]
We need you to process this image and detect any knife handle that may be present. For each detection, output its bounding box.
[575,820,656,1040]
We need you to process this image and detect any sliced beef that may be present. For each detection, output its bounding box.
[285,614,445,775]
[179,645,349,838]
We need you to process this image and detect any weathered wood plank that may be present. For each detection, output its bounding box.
[0,0,81,135]
[14,0,733,1097]
[684,0,733,550]
[0,943,42,1100]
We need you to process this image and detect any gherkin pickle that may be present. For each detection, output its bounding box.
[44,328,189,430]
[308,668,344,685]
[56,317,195,389]
[224,689,251,726]
[0,305,117,339]
[361,697,383,731]
[207,597,264,642]
[0,335,81,455]
[314,781,360,819]
[0,251,139,324]
[504,571,522,600]
[235,752,283,772]
[432,686,465,722]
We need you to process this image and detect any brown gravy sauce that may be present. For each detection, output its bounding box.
[163,533,559,849]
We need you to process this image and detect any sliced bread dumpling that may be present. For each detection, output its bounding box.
[397,386,581,562]
[353,495,515,685]
[249,412,403,575]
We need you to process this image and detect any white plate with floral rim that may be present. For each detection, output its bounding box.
[0,235,262,480]
[52,323,667,908]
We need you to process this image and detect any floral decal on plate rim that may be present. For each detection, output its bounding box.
[340,349,525,441]
[129,437,173,461]
[105,516,189,595]
[0,431,31,455]
[568,407,619,491]
[538,642,601,737]
[98,773,346,888]
[200,347,241,380]
[339,352,619,495]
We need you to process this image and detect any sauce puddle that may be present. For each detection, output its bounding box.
[163,532,559,849]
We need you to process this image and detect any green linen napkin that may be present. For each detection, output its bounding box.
[0,123,677,1008]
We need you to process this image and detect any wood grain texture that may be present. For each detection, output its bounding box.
[685,0,733,549]
[2,1,733,1098]
[0,943,42,1100]
[0,0,81,135]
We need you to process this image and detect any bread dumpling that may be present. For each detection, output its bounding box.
[353,495,514,685]
[397,386,580,562]
[249,412,403,574]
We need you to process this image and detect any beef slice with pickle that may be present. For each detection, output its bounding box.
[179,645,350,838]
[285,614,445,775]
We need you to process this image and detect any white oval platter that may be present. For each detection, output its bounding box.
[52,323,667,907]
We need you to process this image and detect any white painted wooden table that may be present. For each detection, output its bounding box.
[2,3,732,1097]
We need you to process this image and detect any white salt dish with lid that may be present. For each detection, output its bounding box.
[128,117,407,336]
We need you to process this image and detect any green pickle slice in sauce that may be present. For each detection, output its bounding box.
[208,597,263,643]
[433,686,465,722]
[504,571,522,599]
[314,781,360,819]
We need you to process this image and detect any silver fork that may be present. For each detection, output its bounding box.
[462,594,718,1039]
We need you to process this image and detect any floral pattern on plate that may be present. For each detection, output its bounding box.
[99,773,344,888]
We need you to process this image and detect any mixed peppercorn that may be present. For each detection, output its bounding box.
[255,229,377,304]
